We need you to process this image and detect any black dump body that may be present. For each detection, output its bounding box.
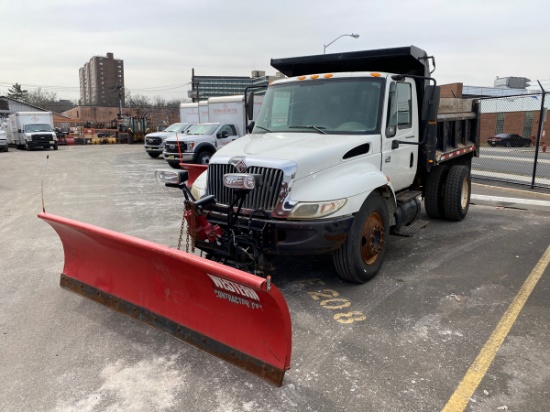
[271,46,430,79]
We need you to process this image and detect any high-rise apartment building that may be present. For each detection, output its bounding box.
[79,52,125,106]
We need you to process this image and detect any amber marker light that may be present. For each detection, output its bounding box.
[324,73,334,78]
[371,72,382,77]
[310,75,319,79]
[298,76,306,81]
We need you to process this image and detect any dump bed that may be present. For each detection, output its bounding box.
[432,97,480,166]
[271,46,430,78]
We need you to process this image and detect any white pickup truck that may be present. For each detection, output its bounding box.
[144,122,191,158]
[162,122,240,167]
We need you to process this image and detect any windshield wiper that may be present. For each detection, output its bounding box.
[289,125,327,134]
[254,125,272,133]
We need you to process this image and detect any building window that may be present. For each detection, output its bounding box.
[523,111,535,139]
[495,112,505,134]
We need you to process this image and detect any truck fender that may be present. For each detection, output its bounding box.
[193,142,216,156]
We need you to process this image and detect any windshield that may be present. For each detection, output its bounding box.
[164,123,189,133]
[185,124,218,135]
[25,123,53,132]
[253,77,385,135]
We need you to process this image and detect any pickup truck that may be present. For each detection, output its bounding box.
[165,46,480,283]
[144,122,191,158]
[162,122,240,167]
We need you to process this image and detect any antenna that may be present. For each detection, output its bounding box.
[41,155,49,213]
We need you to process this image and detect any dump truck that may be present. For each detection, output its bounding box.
[168,46,480,283]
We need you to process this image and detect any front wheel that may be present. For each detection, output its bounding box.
[167,161,180,169]
[148,152,160,158]
[196,151,212,165]
[333,193,389,283]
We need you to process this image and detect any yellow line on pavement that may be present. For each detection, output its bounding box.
[442,244,550,412]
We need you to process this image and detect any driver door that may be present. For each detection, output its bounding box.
[381,80,419,191]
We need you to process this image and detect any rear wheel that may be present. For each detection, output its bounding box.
[333,193,389,283]
[424,165,449,219]
[443,165,471,221]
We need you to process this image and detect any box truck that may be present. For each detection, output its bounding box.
[8,112,58,150]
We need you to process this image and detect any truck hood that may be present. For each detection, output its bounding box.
[146,131,177,139]
[165,133,210,142]
[211,132,378,179]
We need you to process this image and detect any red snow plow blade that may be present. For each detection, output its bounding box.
[178,163,207,186]
[38,212,292,386]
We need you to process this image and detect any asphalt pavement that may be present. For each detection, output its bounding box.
[1,145,549,412]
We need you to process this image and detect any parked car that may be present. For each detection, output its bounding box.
[487,133,531,147]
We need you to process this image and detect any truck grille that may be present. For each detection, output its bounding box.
[206,164,284,211]
[164,142,187,153]
[33,134,53,142]
[146,137,162,145]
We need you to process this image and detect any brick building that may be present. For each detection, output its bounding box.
[79,53,125,107]
[441,83,549,145]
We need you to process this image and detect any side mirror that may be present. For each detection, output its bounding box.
[246,121,255,134]
[386,125,396,138]
[217,131,229,139]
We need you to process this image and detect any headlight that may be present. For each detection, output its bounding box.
[187,141,195,151]
[288,199,346,219]
[155,169,188,185]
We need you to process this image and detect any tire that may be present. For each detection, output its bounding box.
[148,153,160,158]
[168,161,180,169]
[24,142,29,151]
[332,193,389,283]
[196,151,212,165]
[53,143,58,151]
[424,165,449,219]
[443,165,471,221]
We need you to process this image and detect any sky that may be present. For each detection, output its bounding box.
[1,0,549,103]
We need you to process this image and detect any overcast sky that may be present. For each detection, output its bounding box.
[1,0,549,103]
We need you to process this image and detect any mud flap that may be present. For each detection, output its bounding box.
[178,163,207,186]
[38,212,292,386]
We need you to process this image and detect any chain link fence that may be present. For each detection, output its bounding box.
[473,91,550,189]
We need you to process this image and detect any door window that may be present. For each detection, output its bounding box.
[386,82,412,136]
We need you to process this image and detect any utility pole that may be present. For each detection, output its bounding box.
[115,85,124,120]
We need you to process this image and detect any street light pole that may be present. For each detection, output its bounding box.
[323,33,360,54]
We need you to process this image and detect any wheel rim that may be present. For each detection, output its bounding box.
[360,212,385,265]
[200,154,211,164]
[460,176,471,210]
